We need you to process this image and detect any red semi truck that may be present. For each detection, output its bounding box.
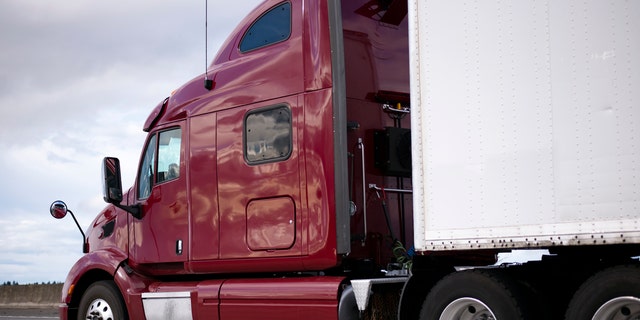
[50,0,640,319]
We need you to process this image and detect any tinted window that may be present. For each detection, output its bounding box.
[239,2,291,53]
[245,106,292,163]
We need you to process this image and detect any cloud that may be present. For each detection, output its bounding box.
[0,0,259,142]
[0,210,84,283]
[0,0,262,284]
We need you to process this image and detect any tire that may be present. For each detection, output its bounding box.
[77,280,128,320]
[565,265,640,320]
[419,270,531,320]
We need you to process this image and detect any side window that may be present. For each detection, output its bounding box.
[137,128,182,199]
[157,129,182,183]
[245,106,292,164]
[239,2,291,53]
[138,134,157,199]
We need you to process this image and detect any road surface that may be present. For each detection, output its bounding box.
[0,307,57,320]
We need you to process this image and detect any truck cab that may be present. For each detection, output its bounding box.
[101,0,411,275]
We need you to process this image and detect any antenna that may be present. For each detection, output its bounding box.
[204,0,214,90]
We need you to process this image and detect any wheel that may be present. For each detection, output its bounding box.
[419,270,532,320]
[565,265,640,320]
[77,280,128,320]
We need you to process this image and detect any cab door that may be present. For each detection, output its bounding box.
[130,124,189,266]
[217,97,304,260]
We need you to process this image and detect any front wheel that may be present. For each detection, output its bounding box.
[77,280,128,320]
[565,265,640,320]
[419,270,533,320]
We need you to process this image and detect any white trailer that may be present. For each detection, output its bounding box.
[402,0,640,319]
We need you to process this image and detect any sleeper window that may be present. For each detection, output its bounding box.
[239,2,291,53]
[245,106,292,164]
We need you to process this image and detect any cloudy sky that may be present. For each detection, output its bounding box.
[0,0,262,284]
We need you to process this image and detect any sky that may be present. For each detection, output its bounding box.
[0,0,262,284]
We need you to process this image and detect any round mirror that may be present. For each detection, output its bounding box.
[50,200,68,219]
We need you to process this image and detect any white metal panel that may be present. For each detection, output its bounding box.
[411,0,640,251]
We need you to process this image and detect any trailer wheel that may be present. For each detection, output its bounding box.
[78,280,128,320]
[419,270,531,320]
[565,265,640,320]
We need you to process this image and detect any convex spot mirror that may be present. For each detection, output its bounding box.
[50,200,68,219]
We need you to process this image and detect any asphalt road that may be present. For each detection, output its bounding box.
[0,307,57,320]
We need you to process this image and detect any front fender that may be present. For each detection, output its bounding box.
[62,249,154,320]
[61,248,127,305]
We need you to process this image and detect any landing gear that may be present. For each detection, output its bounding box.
[78,280,128,320]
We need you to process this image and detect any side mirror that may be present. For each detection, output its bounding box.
[102,157,123,204]
[101,157,141,219]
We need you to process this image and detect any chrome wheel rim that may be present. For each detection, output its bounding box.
[440,297,496,320]
[85,298,114,320]
[593,296,640,320]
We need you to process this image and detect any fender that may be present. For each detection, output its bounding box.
[114,262,154,320]
[61,249,128,313]
[398,259,456,320]
[61,247,157,320]
[398,274,432,320]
